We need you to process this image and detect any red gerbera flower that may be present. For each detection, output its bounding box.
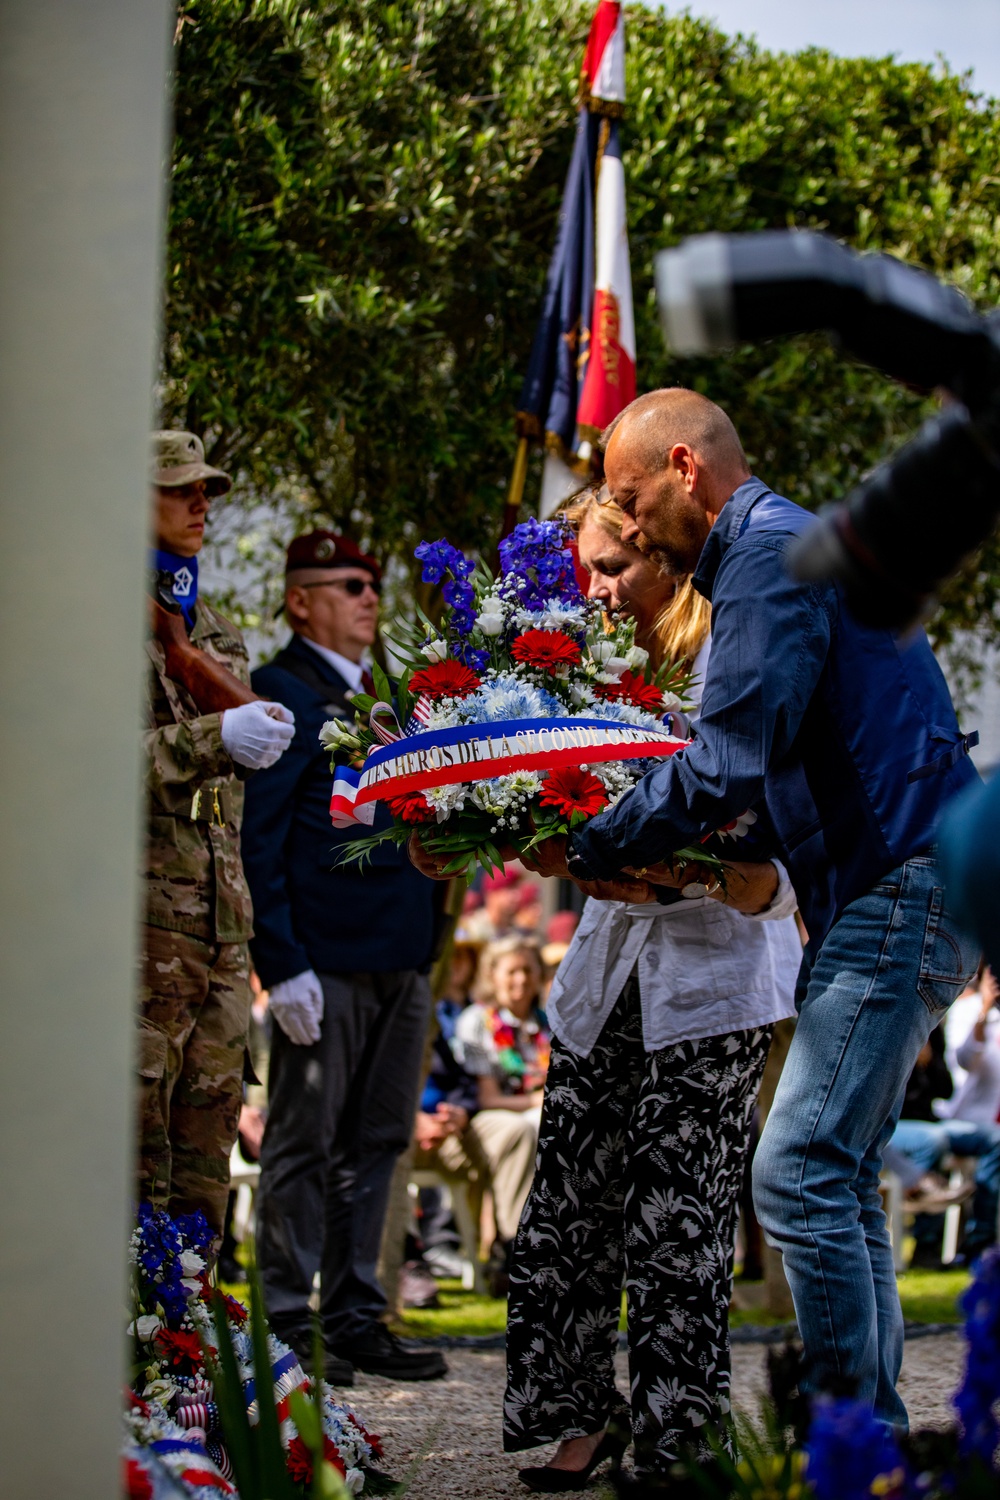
[287,1436,347,1486]
[510,628,581,672]
[386,790,436,824]
[408,659,481,701]
[354,1419,384,1458]
[593,669,665,714]
[154,1327,207,1369]
[538,766,609,820]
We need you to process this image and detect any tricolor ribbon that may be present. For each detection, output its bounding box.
[329,715,687,828]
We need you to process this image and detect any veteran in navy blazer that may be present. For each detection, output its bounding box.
[241,530,446,1384]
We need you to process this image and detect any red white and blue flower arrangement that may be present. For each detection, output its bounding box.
[322,519,704,877]
[123,1204,384,1500]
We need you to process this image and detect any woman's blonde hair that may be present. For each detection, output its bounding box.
[562,487,710,670]
[476,934,544,1007]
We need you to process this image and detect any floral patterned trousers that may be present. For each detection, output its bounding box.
[503,975,772,1474]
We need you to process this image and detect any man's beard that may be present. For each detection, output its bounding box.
[635,533,689,573]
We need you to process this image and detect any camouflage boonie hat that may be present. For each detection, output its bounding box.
[151,431,232,497]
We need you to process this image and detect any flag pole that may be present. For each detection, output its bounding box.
[499,433,529,541]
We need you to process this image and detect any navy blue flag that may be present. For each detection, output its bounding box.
[516,107,601,458]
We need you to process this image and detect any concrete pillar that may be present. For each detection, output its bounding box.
[0,4,173,1495]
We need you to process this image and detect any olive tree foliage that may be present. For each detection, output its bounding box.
[165,0,1000,672]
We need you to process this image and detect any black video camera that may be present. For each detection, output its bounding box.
[654,230,1000,631]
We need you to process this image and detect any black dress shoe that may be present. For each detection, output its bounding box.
[279,1329,355,1386]
[519,1428,630,1491]
[332,1324,448,1382]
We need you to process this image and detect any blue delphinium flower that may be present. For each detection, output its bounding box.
[133,1202,196,1323]
[804,1396,904,1500]
[955,1244,1000,1466]
[415,539,472,585]
[499,518,584,611]
[415,538,478,645]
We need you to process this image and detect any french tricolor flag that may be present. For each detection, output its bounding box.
[514,1,637,518]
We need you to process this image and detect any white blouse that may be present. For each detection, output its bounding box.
[547,633,802,1056]
[546,880,801,1057]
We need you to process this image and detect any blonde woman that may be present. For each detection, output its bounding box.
[503,490,802,1488]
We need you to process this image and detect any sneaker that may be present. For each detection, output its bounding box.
[904,1173,975,1214]
[332,1324,448,1381]
[422,1243,466,1280]
[400,1259,441,1310]
[279,1328,355,1387]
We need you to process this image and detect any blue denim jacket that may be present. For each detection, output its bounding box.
[574,478,980,944]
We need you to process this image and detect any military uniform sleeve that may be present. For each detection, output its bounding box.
[143,713,236,813]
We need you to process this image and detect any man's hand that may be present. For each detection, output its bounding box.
[268,968,324,1045]
[414,1104,469,1152]
[632,857,780,914]
[407,834,453,881]
[712,860,780,914]
[520,835,654,903]
[221,700,295,770]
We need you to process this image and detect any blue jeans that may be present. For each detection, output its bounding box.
[753,856,979,1427]
[890,1117,1000,1254]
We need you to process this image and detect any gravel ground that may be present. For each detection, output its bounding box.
[351,1334,966,1499]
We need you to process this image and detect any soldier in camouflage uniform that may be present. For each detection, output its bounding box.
[140,431,295,1237]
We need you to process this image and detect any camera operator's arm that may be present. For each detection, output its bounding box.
[570,538,831,880]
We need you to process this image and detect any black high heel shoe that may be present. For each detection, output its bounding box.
[518,1425,630,1492]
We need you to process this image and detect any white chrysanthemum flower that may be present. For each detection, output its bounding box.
[570,681,598,707]
[425,783,468,822]
[420,700,464,731]
[515,604,590,633]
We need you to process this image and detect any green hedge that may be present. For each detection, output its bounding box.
[166,1,1000,658]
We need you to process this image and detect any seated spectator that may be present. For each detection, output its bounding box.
[940,964,1000,1124]
[455,936,550,1293]
[888,978,1000,1267]
[463,865,526,942]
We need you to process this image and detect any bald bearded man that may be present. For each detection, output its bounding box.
[537,388,980,1430]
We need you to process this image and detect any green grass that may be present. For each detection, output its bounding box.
[394,1268,972,1341]
[395,1280,508,1339]
[220,1266,972,1343]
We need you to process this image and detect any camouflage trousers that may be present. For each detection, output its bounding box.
[137,924,251,1239]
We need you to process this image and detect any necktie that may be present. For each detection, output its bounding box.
[361,668,377,698]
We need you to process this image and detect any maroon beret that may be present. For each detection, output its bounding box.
[285,530,381,580]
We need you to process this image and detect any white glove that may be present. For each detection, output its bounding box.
[268,969,324,1046]
[221,701,295,770]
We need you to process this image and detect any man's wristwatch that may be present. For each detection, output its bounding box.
[565,834,599,884]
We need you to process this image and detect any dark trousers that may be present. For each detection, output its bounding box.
[503,977,771,1472]
[257,968,431,1345]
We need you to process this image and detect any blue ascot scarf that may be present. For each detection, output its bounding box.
[153,547,199,630]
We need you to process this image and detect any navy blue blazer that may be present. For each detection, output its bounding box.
[576,479,980,946]
[242,634,439,987]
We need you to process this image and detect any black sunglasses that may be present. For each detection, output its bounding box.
[301,576,381,597]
